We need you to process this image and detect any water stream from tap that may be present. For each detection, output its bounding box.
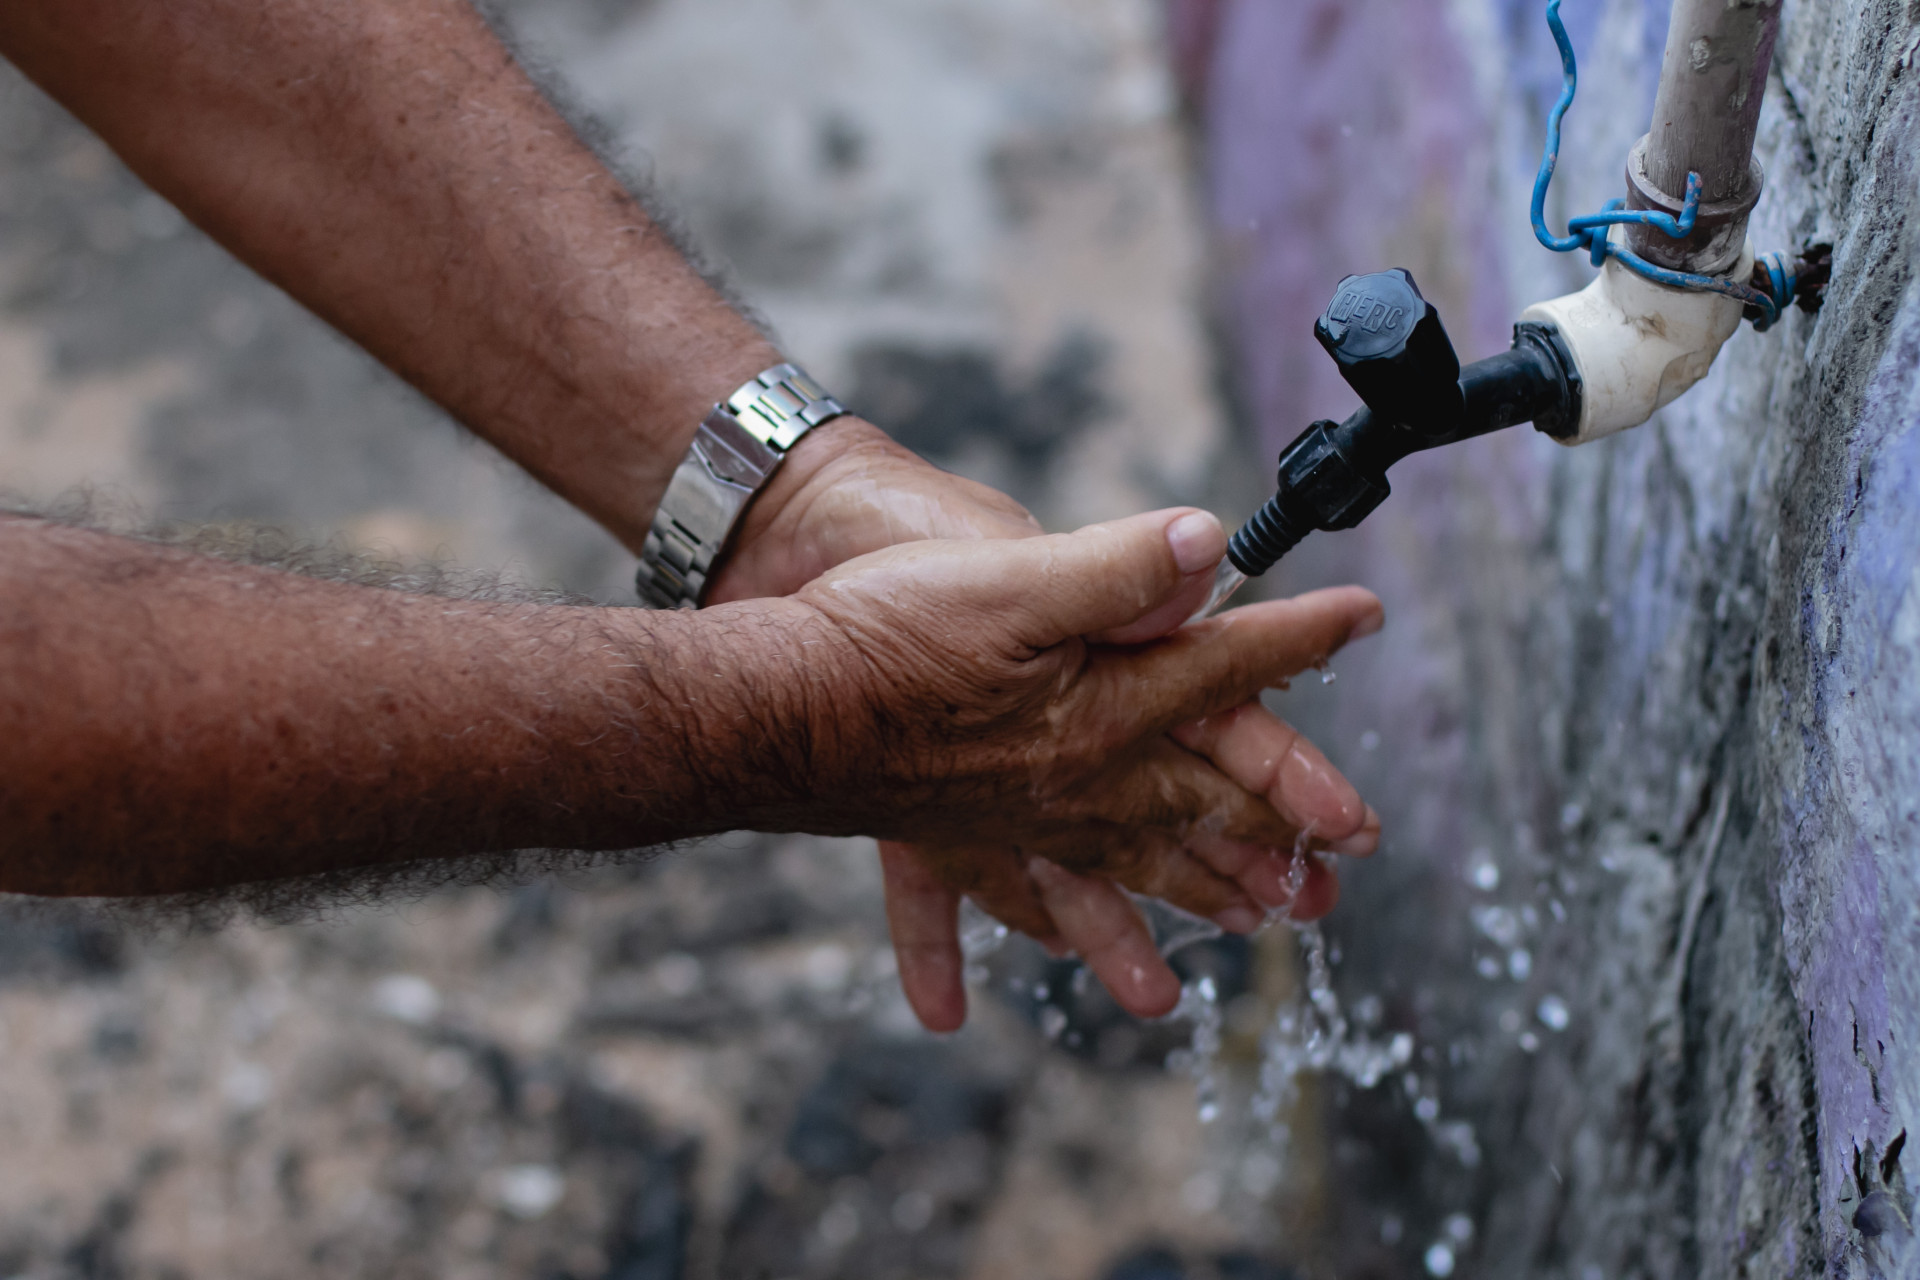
[1188,558,1249,624]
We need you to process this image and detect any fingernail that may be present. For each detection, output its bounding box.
[1347,607,1385,642]
[1214,904,1264,934]
[1325,805,1383,857]
[1167,511,1225,575]
[1026,857,1071,889]
[1326,827,1379,857]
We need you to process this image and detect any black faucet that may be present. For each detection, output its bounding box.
[1225,269,1583,577]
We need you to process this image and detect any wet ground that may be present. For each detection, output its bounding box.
[0,3,1327,1277]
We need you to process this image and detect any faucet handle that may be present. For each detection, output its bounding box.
[1314,269,1464,435]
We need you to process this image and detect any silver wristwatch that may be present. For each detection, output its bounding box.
[636,362,848,608]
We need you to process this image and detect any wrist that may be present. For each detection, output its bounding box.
[718,413,898,551]
[621,597,872,834]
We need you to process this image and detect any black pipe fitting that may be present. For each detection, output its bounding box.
[1226,269,1582,578]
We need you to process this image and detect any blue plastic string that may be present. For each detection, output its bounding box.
[1529,0,1793,330]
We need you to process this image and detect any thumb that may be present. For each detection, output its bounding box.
[985,508,1226,647]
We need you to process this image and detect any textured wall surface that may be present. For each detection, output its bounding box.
[1189,0,1920,1274]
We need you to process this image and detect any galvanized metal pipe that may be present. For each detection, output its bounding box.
[1625,0,1783,273]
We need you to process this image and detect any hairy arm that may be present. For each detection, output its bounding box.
[0,515,832,896]
[0,0,1034,591]
[0,510,1376,918]
[0,0,776,546]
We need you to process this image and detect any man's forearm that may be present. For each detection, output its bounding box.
[0,0,780,551]
[0,516,835,896]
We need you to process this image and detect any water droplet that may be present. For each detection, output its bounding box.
[493,1165,566,1220]
[1472,905,1522,947]
[1438,1120,1482,1167]
[1444,1213,1475,1243]
[1507,948,1532,981]
[370,974,440,1025]
[1476,955,1502,980]
[1470,857,1500,891]
[1424,1241,1457,1276]
[1549,898,1568,923]
[1039,1005,1068,1041]
[1359,729,1382,751]
[1320,667,1337,685]
[958,901,1010,961]
[1519,1030,1541,1053]
[1537,995,1570,1031]
[1560,802,1585,830]
[1414,1096,1441,1122]
[1197,1100,1220,1123]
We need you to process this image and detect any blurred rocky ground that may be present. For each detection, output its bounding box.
[0,2,1333,1277]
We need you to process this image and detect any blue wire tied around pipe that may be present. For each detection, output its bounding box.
[1529,0,1796,330]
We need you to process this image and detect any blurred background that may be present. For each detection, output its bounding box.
[0,1,1299,1276]
[0,0,1869,1277]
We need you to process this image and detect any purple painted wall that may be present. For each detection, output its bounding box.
[1179,0,1920,1274]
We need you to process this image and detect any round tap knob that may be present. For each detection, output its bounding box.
[1314,269,1464,435]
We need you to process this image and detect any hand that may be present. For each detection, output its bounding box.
[711,421,1382,1030]
[704,416,1043,604]
[757,507,1382,1030]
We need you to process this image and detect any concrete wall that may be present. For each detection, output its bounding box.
[1184,0,1920,1274]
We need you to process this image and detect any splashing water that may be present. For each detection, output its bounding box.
[1164,975,1224,1124]
[1250,918,1417,1133]
[1163,841,1485,1179]
[958,898,1010,987]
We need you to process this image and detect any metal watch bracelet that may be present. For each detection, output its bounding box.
[636,363,847,609]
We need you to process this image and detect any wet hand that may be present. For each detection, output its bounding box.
[880,625,1382,1033]
[701,421,1381,1030]
[763,507,1381,1031]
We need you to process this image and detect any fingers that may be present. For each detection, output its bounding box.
[878,841,967,1033]
[1028,857,1183,1018]
[885,836,1334,1035]
[911,843,1058,940]
[1287,852,1341,920]
[1171,702,1375,850]
[931,508,1227,647]
[1091,586,1384,732]
[1109,735,1297,850]
[1181,825,1306,912]
[1088,558,1223,646]
[1063,834,1265,934]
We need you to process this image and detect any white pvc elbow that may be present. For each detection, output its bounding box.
[1519,241,1753,445]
